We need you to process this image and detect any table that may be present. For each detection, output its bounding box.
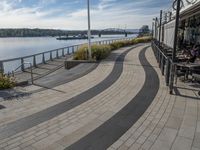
[177,55,191,62]
[174,62,200,83]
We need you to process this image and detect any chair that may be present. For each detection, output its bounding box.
[175,65,187,84]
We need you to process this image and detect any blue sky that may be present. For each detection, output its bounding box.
[0,0,171,29]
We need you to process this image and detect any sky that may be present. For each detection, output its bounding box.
[0,0,171,30]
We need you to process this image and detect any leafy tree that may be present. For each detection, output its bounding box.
[139,25,150,36]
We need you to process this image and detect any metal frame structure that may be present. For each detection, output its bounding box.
[152,0,200,94]
[87,0,92,60]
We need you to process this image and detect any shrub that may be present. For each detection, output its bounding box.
[131,36,152,44]
[110,40,132,51]
[74,45,88,60]
[74,36,151,61]
[74,44,111,61]
[91,44,111,60]
[0,73,15,90]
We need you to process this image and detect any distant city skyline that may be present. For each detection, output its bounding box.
[0,0,171,30]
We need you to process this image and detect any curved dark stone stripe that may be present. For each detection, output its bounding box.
[2,64,99,100]
[66,46,160,150]
[31,63,99,94]
[0,45,139,140]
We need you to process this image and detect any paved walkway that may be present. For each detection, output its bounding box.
[0,62,98,101]
[0,43,199,150]
[14,57,68,85]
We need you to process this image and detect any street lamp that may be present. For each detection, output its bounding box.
[87,0,92,60]
[169,0,181,94]
[153,17,158,40]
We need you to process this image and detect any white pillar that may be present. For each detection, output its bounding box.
[87,0,92,60]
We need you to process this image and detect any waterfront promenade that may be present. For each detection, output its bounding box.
[0,43,199,150]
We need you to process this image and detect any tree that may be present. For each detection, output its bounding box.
[139,25,150,36]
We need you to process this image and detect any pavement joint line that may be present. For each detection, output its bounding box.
[0,45,140,141]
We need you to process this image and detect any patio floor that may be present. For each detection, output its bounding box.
[0,43,199,150]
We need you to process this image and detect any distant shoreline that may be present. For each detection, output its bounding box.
[0,28,139,38]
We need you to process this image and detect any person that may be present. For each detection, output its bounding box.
[189,45,199,63]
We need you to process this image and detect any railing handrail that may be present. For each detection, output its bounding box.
[0,37,131,63]
[13,61,34,84]
[14,62,31,72]
[152,41,170,60]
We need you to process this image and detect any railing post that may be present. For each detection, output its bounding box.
[77,45,79,51]
[62,48,65,57]
[21,58,25,71]
[42,53,46,64]
[156,48,159,62]
[67,47,70,55]
[0,61,4,74]
[50,52,53,61]
[56,50,59,59]
[165,57,170,86]
[159,53,162,68]
[30,63,34,84]
[169,63,175,94]
[72,46,75,53]
[33,55,37,67]
[161,57,165,75]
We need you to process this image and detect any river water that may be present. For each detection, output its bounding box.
[0,34,137,72]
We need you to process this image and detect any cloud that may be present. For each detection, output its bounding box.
[0,0,171,29]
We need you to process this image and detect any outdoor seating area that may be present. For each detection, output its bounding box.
[175,45,200,83]
[152,0,200,94]
[152,40,200,95]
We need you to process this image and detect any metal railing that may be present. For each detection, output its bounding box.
[151,41,175,94]
[14,62,34,84]
[0,37,133,74]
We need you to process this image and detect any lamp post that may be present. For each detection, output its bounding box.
[172,0,181,62]
[159,10,163,46]
[169,0,181,94]
[152,22,154,38]
[153,17,158,40]
[87,0,92,60]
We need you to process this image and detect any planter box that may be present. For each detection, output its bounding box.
[64,59,97,70]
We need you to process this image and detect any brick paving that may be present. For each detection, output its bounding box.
[108,47,200,150]
[0,44,199,150]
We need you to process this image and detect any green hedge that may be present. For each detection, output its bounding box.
[0,73,15,90]
[74,36,152,61]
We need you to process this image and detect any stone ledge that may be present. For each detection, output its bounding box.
[64,59,97,70]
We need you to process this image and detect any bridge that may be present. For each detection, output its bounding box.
[93,28,138,37]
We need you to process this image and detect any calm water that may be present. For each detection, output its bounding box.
[0,35,136,60]
[0,34,137,72]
